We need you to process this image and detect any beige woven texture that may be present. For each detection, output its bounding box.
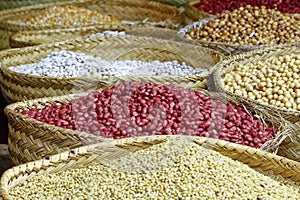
[9,25,129,48]
[183,0,212,25]
[1,135,300,199]
[5,92,105,165]
[0,34,222,103]
[0,0,181,50]
[213,44,300,161]
[10,26,181,48]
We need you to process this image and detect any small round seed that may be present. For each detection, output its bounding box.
[9,140,300,199]
[11,50,204,78]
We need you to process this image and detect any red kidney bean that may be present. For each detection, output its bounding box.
[193,0,298,15]
[21,82,277,148]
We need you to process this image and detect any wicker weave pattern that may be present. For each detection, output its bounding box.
[1,135,300,199]
[0,35,222,103]
[3,35,221,165]
[0,0,181,49]
[9,24,128,48]
[10,26,181,48]
[213,44,300,161]
[5,93,108,165]
[183,0,212,25]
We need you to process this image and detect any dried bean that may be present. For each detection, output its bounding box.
[193,0,300,15]
[21,82,277,148]
[11,50,204,78]
[9,141,300,199]
[224,54,300,111]
[186,5,299,45]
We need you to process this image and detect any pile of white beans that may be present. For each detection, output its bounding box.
[11,50,204,78]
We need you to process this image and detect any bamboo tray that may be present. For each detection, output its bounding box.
[213,44,300,161]
[0,0,181,49]
[1,135,300,199]
[0,34,222,103]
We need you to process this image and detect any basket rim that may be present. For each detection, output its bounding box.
[0,0,181,30]
[213,44,300,117]
[1,135,300,199]
[9,24,125,38]
[10,25,181,40]
[4,80,294,153]
[9,26,183,48]
[4,92,107,143]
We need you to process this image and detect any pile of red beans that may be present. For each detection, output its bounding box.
[21,82,276,148]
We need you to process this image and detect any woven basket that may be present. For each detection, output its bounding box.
[4,92,107,165]
[0,35,222,103]
[1,135,300,199]
[178,17,277,56]
[9,25,128,48]
[213,44,300,161]
[178,18,300,55]
[3,64,218,164]
[183,0,300,26]
[0,0,181,50]
[5,76,296,165]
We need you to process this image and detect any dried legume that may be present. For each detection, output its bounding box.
[9,141,300,199]
[13,5,119,27]
[277,0,300,14]
[193,0,299,15]
[11,50,204,77]
[224,53,300,111]
[186,5,299,45]
[21,82,277,148]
